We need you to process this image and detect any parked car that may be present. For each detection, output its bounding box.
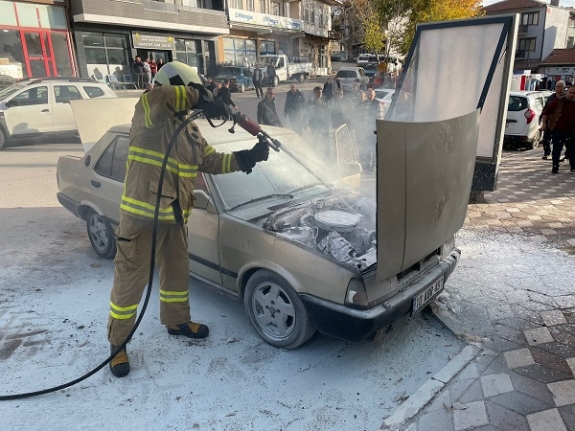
[0,77,117,150]
[331,51,349,62]
[364,63,379,81]
[57,120,460,349]
[215,66,254,93]
[356,53,370,67]
[504,90,552,150]
[335,67,369,92]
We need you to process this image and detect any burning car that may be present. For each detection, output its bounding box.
[56,118,461,350]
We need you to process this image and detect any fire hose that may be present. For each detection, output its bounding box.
[0,104,281,401]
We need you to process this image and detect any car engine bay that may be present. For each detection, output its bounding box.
[263,195,377,272]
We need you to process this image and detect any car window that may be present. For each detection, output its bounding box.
[54,85,81,103]
[12,86,48,106]
[211,141,323,210]
[508,96,528,112]
[83,86,105,99]
[336,70,357,78]
[94,135,129,181]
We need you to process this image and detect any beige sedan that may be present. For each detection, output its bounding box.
[57,121,460,349]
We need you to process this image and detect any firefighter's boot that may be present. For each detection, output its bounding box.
[167,321,209,339]
[110,344,130,378]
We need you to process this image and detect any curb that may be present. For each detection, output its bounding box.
[377,344,482,431]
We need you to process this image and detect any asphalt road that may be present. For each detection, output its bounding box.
[0,140,465,430]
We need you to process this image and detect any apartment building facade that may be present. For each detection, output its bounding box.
[221,0,336,74]
[0,0,75,79]
[484,0,572,72]
[70,0,229,80]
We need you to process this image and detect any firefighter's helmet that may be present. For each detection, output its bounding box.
[153,61,204,87]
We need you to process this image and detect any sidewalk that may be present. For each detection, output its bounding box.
[380,149,575,431]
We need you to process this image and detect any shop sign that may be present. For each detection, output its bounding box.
[132,32,176,50]
[229,8,303,32]
[545,66,575,75]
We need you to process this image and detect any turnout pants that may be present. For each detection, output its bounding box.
[107,215,191,346]
[552,130,575,170]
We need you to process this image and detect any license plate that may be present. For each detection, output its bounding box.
[412,277,444,315]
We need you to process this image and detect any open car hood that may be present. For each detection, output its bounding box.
[70,97,139,152]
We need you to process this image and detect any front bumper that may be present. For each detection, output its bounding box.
[299,249,461,343]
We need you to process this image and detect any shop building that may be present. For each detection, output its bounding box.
[0,0,75,79]
[539,49,575,89]
[221,1,305,68]
[69,0,229,83]
[220,0,335,75]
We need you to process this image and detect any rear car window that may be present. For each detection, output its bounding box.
[54,85,81,103]
[507,96,528,112]
[95,135,129,181]
[83,86,105,98]
[336,70,357,78]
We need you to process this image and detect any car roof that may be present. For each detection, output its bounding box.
[338,66,363,71]
[509,91,550,97]
[109,120,296,147]
[17,77,97,86]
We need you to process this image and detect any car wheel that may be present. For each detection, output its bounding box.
[0,128,6,150]
[529,130,541,150]
[244,269,316,349]
[273,76,280,87]
[239,83,245,93]
[297,74,305,83]
[86,209,117,259]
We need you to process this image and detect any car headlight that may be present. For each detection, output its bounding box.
[440,235,456,260]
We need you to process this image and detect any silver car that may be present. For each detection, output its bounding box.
[57,120,461,349]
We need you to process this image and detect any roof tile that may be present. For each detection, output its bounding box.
[540,49,575,66]
[484,0,546,13]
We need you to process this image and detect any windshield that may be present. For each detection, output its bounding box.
[222,67,243,76]
[211,141,324,210]
[0,83,26,101]
[336,70,357,78]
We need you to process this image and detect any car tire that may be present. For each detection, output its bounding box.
[0,128,6,151]
[86,209,117,259]
[273,76,280,87]
[239,83,245,93]
[297,74,305,83]
[244,269,316,349]
[528,130,541,150]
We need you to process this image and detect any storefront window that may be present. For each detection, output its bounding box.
[83,33,104,47]
[0,29,27,79]
[176,38,203,70]
[105,34,127,49]
[259,40,276,56]
[224,38,257,66]
[0,1,17,26]
[15,2,38,28]
[52,33,72,77]
[81,31,130,83]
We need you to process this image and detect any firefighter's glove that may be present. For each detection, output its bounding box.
[188,81,213,109]
[233,140,270,174]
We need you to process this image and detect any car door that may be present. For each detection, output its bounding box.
[187,174,222,284]
[52,84,82,132]
[90,133,128,226]
[4,85,53,135]
[505,95,528,136]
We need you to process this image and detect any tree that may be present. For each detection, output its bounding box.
[401,0,484,54]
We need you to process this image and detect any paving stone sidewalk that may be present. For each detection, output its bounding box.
[381,148,575,431]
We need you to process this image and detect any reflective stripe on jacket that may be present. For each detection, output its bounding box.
[121,85,241,224]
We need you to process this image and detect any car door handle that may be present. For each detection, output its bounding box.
[91,180,101,188]
[41,109,50,113]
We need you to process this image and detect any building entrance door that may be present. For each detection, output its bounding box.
[22,31,56,78]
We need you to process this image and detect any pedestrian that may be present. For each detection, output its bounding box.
[133,56,146,90]
[330,89,350,128]
[252,64,264,98]
[540,80,565,160]
[540,84,575,174]
[143,58,152,88]
[358,88,383,171]
[156,58,165,71]
[107,61,270,378]
[266,61,276,87]
[323,77,335,105]
[213,81,222,98]
[306,86,330,158]
[149,57,157,79]
[205,76,216,95]
[217,79,238,111]
[283,83,305,134]
[257,87,282,127]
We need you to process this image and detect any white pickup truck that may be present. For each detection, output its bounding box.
[259,54,313,86]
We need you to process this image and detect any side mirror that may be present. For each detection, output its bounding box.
[193,190,216,213]
[6,99,19,107]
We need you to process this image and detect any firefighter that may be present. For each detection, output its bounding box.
[107,61,270,377]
